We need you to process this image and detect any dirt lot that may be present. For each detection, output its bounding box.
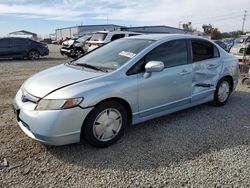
[0,45,250,187]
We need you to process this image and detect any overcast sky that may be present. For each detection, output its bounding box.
[0,0,249,37]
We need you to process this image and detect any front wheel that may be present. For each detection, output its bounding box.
[212,77,232,106]
[82,101,128,147]
[28,50,40,60]
[72,48,84,59]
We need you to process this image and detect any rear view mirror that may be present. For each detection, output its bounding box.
[144,61,164,78]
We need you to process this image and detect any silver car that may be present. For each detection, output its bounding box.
[230,35,250,61]
[13,34,239,147]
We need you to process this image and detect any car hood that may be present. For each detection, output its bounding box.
[23,64,105,98]
[62,39,75,46]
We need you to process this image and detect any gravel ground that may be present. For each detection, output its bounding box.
[0,45,250,187]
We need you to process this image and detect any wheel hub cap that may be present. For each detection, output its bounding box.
[93,108,122,142]
[218,81,230,102]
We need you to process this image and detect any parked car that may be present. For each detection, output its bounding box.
[60,35,91,58]
[230,35,250,62]
[13,34,239,147]
[0,37,49,60]
[213,40,228,52]
[87,31,141,52]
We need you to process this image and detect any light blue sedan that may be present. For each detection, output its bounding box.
[13,34,239,147]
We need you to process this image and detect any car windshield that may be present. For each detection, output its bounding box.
[73,38,155,71]
[90,33,107,42]
[235,36,247,43]
[76,36,90,42]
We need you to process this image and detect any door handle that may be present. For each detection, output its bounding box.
[179,70,191,75]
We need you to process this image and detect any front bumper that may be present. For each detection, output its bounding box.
[60,47,71,56]
[13,90,93,146]
[231,54,250,62]
[40,48,49,56]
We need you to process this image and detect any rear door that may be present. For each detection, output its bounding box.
[190,39,222,102]
[10,38,30,57]
[0,38,12,57]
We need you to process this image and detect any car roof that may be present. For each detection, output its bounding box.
[0,37,33,41]
[129,34,208,41]
[95,30,139,34]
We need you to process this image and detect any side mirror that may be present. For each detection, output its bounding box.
[239,39,244,43]
[144,61,164,78]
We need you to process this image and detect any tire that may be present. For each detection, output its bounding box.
[242,77,250,86]
[72,48,84,59]
[28,50,40,60]
[82,101,128,147]
[212,77,232,106]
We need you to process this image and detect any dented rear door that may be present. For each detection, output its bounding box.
[190,39,222,102]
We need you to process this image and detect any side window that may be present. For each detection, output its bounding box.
[145,40,188,68]
[12,38,28,45]
[110,34,125,41]
[128,34,140,37]
[192,40,219,62]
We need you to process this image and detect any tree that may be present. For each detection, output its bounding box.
[182,22,193,31]
[202,24,213,35]
[229,30,244,38]
[210,28,222,40]
[202,24,222,39]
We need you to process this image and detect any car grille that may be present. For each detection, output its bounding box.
[239,47,250,55]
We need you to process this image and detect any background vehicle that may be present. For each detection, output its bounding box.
[60,35,91,58]
[230,35,250,62]
[214,40,228,51]
[87,31,141,52]
[0,37,49,60]
[14,34,239,147]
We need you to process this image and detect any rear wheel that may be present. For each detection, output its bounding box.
[82,101,127,147]
[212,77,232,106]
[28,50,40,60]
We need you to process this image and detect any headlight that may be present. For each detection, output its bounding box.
[35,98,83,111]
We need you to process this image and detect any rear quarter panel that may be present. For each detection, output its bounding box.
[219,51,239,90]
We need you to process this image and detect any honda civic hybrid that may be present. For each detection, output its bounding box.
[13,34,239,147]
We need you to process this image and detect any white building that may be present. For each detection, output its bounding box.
[55,24,189,40]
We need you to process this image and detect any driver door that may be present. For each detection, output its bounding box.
[137,39,192,117]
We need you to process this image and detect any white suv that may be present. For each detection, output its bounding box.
[87,31,141,52]
[230,35,250,62]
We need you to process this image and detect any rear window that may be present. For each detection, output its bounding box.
[192,40,219,62]
[89,33,107,42]
[110,34,125,41]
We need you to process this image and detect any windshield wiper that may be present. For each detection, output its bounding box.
[74,63,108,72]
